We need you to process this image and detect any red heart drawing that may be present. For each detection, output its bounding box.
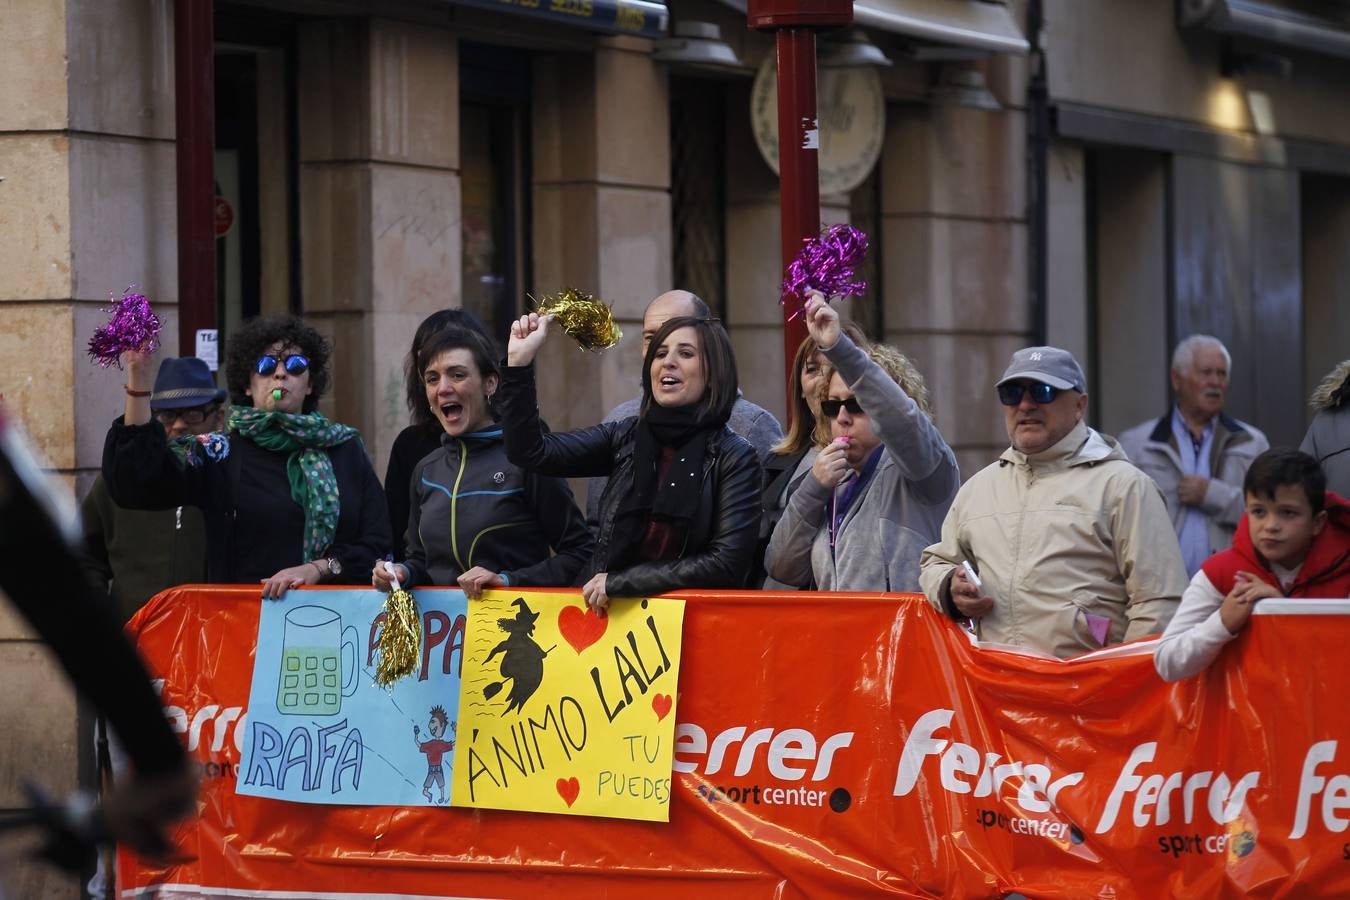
[652,693,673,722]
[558,604,607,654]
[556,776,580,807]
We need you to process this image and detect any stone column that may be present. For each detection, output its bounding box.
[0,0,176,895]
[879,63,1029,479]
[531,36,671,433]
[297,18,460,473]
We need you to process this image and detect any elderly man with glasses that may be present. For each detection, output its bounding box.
[81,357,225,625]
[919,347,1187,659]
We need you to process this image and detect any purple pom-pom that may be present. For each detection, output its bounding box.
[781,224,869,308]
[87,286,162,369]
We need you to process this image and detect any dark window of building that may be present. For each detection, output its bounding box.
[460,44,532,340]
[1084,145,1170,435]
[215,52,263,334]
[215,6,301,344]
[671,77,727,317]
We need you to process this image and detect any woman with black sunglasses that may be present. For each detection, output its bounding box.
[755,321,871,589]
[763,292,959,593]
[102,314,390,598]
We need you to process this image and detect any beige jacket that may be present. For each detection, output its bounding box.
[919,421,1187,659]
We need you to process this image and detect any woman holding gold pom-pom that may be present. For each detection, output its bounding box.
[370,326,594,600]
[498,312,762,617]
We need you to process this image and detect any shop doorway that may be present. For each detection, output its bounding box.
[214,8,299,351]
[460,43,532,340]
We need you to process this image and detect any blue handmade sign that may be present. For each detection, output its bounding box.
[237,589,468,806]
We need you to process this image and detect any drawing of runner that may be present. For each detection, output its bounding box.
[413,705,455,804]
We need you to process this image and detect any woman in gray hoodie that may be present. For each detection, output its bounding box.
[764,292,959,593]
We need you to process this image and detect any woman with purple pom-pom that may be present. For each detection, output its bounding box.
[101,315,390,598]
[763,291,959,593]
[754,319,871,589]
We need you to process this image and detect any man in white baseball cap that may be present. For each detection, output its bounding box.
[919,346,1187,659]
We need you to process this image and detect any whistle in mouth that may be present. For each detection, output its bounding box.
[272,388,283,401]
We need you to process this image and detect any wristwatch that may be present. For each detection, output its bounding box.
[325,556,343,577]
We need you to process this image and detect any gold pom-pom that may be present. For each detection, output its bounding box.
[532,289,622,351]
[375,587,422,687]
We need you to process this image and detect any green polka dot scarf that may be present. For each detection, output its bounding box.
[229,406,361,562]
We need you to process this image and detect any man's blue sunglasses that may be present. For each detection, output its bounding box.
[997,381,1059,406]
[256,354,310,377]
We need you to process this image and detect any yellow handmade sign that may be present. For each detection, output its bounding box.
[452,590,685,821]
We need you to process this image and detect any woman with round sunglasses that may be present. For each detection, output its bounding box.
[102,314,391,598]
[499,312,761,616]
[370,326,594,599]
[764,291,959,593]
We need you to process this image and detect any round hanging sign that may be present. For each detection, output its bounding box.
[750,54,886,195]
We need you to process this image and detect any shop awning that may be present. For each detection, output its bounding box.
[1180,0,1350,61]
[852,0,1028,55]
[451,0,668,39]
[716,0,1027,55]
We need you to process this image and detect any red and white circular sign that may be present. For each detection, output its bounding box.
[214,195,235,238]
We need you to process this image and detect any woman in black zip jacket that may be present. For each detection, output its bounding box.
[383,307,497,560]
[498,312,762,615]
[102,315,390,597]
[370,326,594,598]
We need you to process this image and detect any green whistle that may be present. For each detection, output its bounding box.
[272,388,283,401]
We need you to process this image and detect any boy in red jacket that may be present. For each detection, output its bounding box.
[1155,448,1350,681]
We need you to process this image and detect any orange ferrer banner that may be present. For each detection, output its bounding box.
[122,586,1350,898]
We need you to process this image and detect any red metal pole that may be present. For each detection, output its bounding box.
[747,0,849,424]
[774,29,819,416]
[175,0,217,357]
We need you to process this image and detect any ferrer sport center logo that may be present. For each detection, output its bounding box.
[675,723,857,813]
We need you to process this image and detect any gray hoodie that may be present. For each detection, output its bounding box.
[764,335,959,592]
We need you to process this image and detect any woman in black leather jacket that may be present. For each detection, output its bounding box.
[498,313,762,615]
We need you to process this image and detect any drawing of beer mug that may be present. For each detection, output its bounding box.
[276,605,358,716]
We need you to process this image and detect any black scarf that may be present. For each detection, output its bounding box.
[606,403,726,569]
